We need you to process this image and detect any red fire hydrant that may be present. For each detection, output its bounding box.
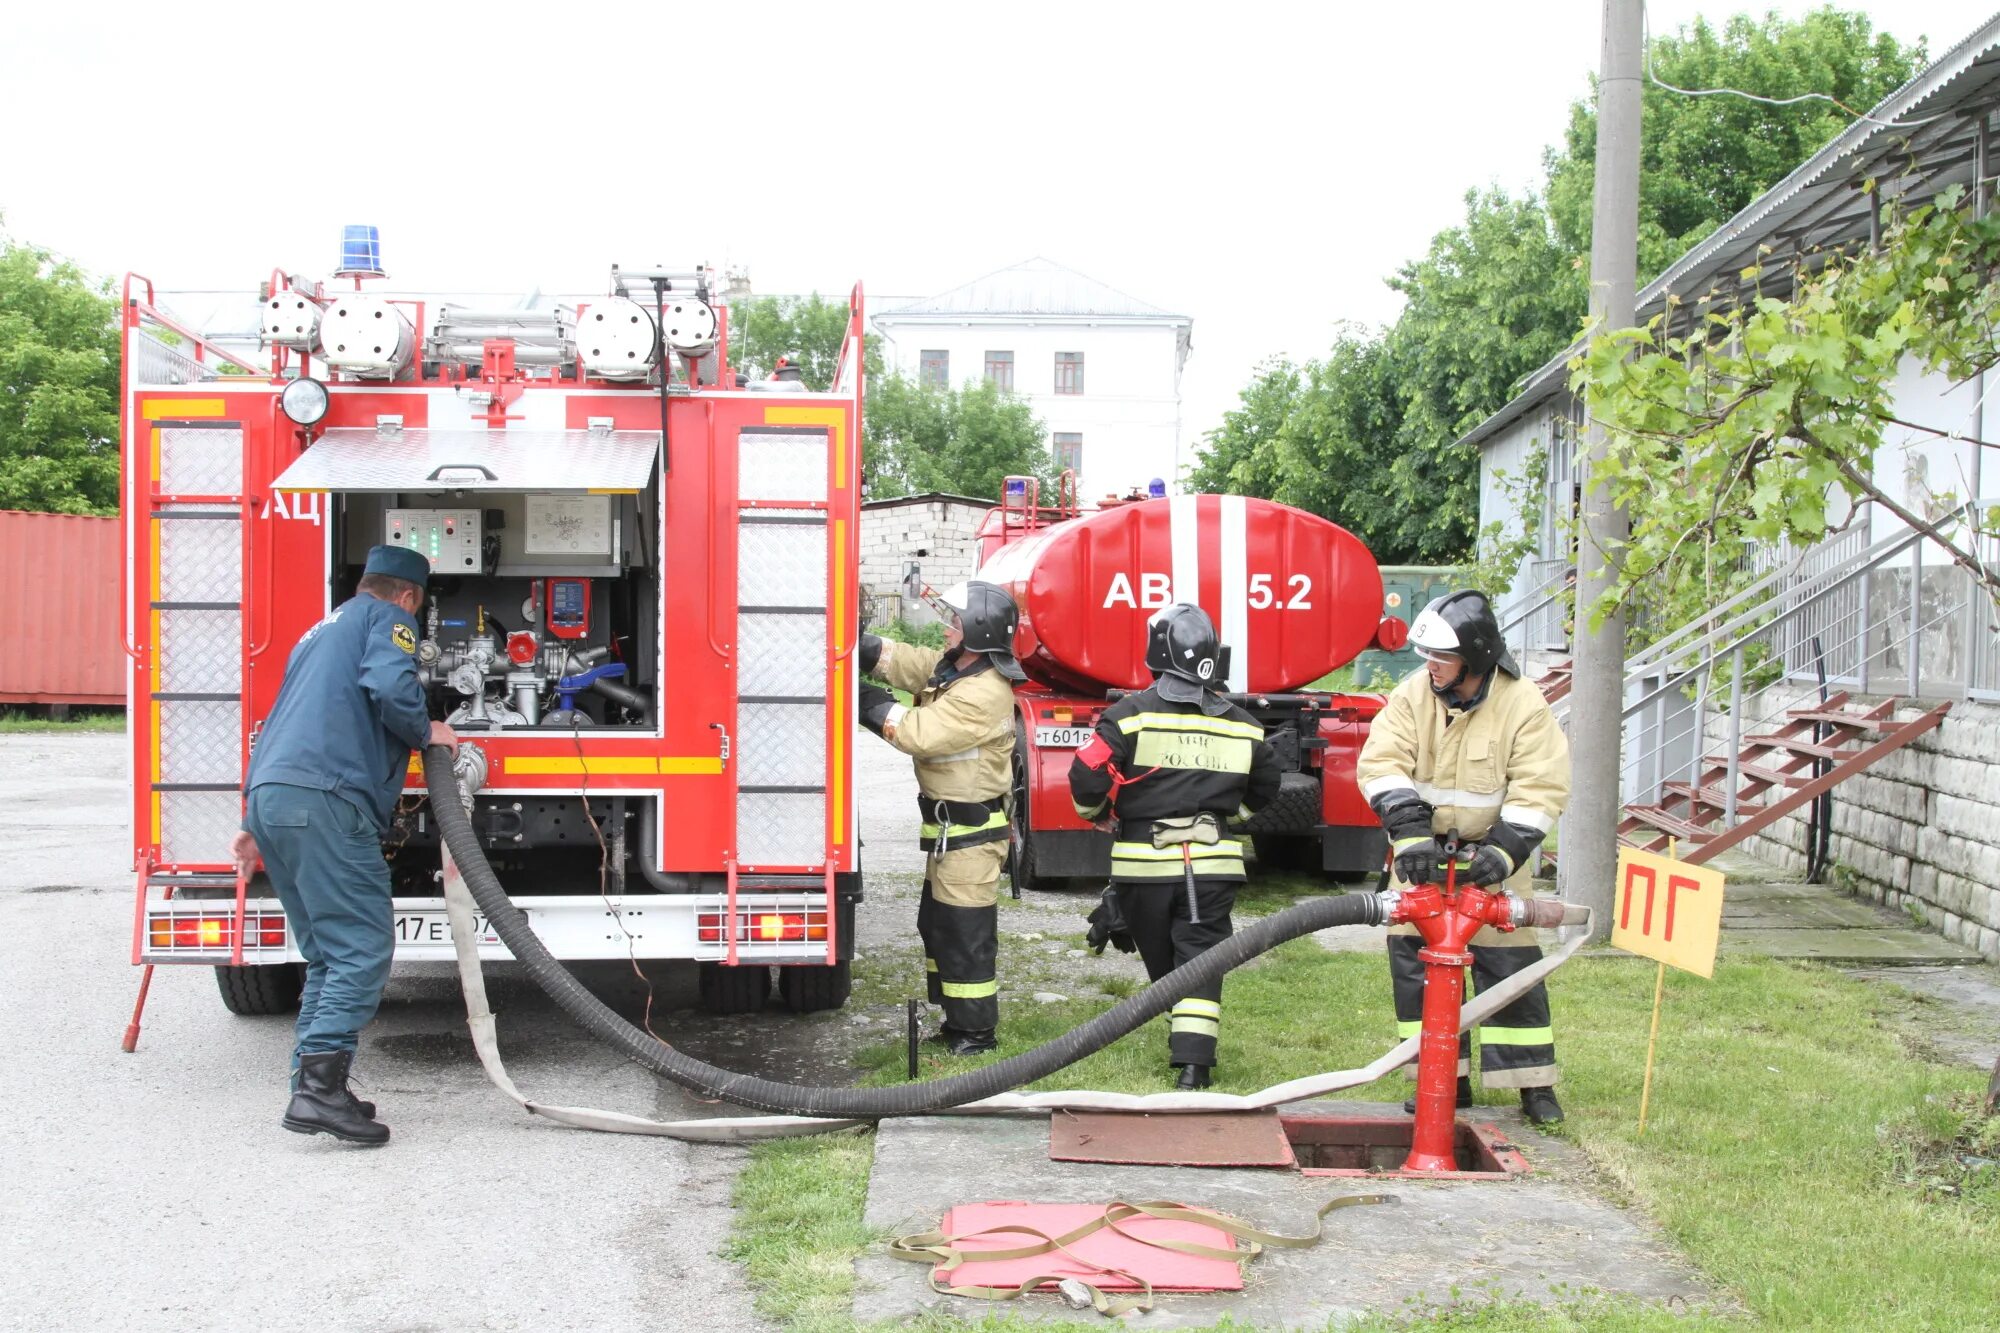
[1386,833,1571,1173]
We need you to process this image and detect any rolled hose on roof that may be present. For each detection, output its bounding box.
[421,744,1386,1119]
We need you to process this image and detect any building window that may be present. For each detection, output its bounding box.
[919,349,949,388]
[1053,351,1084,395]
[984,350,1014,392]
[1053,432,1083,474]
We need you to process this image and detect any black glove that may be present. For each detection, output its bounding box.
[859,633,884,675]
[1392,836,1447,885]
[1460,844,1515,887]
[859,684,898,736]
[1085,888,1136,955]
[1370,789,1435,844]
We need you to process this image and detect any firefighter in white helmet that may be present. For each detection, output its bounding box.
[1357,590,1571,1125]
[857,582,1022,1056]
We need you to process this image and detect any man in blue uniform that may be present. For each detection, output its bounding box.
[228,545,454,1146]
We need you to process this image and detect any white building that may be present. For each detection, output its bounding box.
[872,258,1193,503]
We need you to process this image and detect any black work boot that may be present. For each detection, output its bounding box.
[922,1025,966,1048]
[1173,1063,1212,1090]
[283,1051,390,1145]
[1520,1087,1564,1125]
[1404,1075,1473,1115]
[292,1067,375,1119]
[943,1029,998,1056]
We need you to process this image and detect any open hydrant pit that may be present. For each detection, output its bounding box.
[1281,1112,1529,1181]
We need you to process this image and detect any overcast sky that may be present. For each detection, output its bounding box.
[4,1,1993,448]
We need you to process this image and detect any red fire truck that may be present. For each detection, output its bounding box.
[974,479,1409,889]
[122,246,862,1019]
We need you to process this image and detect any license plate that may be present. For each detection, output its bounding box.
[1036,725,1095,748]
[394,912,497,946]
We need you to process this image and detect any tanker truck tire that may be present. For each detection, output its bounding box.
[1252,834,1319,872]
[779,961,853,1013]
[214,962,305,1016]
[1008,728,1063,894]
[698,962,772,1015]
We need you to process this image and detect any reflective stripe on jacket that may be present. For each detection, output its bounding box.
[1355,667,1569,895]
[874,640,1015,846]
[1067,685,1281,884]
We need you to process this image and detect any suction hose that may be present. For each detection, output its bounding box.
[422,745,1382,1119]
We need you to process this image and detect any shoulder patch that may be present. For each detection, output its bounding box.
[392,623,417,654]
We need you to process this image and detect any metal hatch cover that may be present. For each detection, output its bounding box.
[1048,1109,1299,1168]
[272,428,659,494]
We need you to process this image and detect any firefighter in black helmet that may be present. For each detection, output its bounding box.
[1068,603,1281,1088]
[1358,590,1571,1125]
[858,582,1023,1056]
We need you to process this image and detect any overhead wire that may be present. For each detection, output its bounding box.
[1640,0,1952,131]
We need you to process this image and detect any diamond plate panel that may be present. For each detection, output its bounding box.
[160,789,244,867]
[738,613,825,696]
[273,429,658,493]
[739,520,827,607]
[736,792,826,867]
[159,427,243,496]
[158,513,243,603]
[738,430,827,503]
[159,609,242,693]
[159,700,242,785]
[738,702,827,787]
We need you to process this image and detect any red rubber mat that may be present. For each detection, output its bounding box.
[934,1201,1243,1292]
[1049,1109,1299,1168]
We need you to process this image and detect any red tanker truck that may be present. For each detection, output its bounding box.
[972,479,1411,889]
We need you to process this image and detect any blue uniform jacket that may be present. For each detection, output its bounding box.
[245,592,431,831]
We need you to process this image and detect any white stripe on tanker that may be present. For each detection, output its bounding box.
[1220,494,1249,692]
[1170,494,1198,611]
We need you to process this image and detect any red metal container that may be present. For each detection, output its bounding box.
[979,495,1385,695]
[0,510,123,705]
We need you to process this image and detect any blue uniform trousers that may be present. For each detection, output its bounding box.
[246,782,395,1061]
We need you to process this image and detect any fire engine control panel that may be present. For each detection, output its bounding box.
[546,578,590,639]
[385,508,483,572]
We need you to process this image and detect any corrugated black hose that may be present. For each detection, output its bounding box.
[423,747,1385,1118]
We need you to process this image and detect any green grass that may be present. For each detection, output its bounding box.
[729,929,1998,1331]
[0,707,125,733]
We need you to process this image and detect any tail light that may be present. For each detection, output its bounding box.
[148,913,289,951]
[696,908,828,944]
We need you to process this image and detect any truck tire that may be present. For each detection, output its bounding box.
[779,962,852,1013]
[1009,726,1063,894]
[214,962,305,1016]
[1252,834,1320,872]
[697,962,772,1015]
[1237,771,1324,835]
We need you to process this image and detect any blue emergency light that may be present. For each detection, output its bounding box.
[1148,478,1167,498]
[336,225,384,277]
[1004,478,1026,497]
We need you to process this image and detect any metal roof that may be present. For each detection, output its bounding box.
[1461,10,2000,451]
[874,257,1189,323]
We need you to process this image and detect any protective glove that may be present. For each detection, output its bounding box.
[1084,887,1136,955]
[859,633,884,675]
[1369,789,1436,845]
[1459,844,1515,888]
[858,684,899,736]
[1392,835,1447,885]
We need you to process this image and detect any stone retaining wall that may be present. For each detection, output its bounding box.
[859,497,988,627]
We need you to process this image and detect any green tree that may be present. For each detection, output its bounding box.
[1547,7,1922,279]
[731,292,882,391]
[866,374,1054,502]
[0,237,120,514]
[1186,6,1924,569]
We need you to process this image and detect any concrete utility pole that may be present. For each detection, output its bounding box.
[1563,0,1643,936]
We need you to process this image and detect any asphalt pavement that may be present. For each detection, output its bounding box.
[0,730,941,1333]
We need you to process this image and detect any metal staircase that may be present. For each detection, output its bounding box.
[1495,501,1998,871]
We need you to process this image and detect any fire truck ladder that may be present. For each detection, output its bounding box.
[731,419,843,966]
[122,415,258,1048]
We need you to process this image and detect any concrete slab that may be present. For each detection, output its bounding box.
[855,1101,1713,1328]
[1723,925,1982,965]
[1846,963,2000,1070]
[1722,894,1907,929]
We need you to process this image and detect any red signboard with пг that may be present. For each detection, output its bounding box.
[1610,848,1725,978]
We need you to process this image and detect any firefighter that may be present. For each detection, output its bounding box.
[857,582,1022,1056]
[1358,590,1570,1125]
[1068,604,1280,1089]
[227,546,456,1146]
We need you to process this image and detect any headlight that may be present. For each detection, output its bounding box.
[281,377,330,426]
